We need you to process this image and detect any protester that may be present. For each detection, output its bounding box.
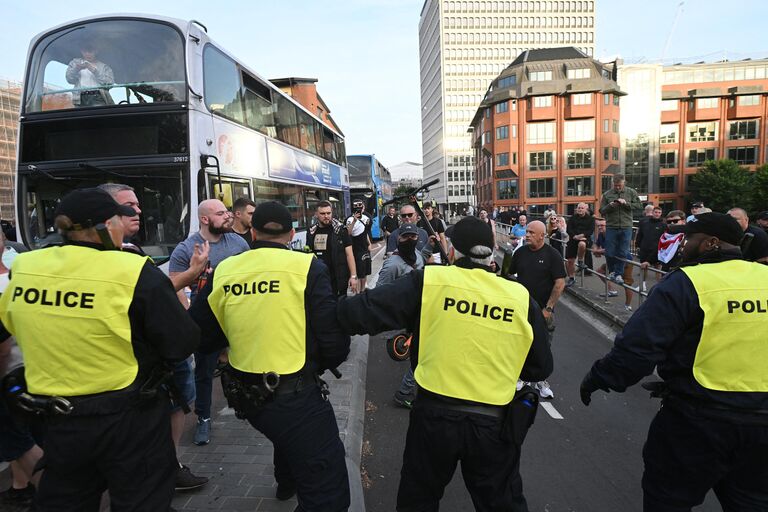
[686,201,705,222]
[511,214,527,247]
[380,205,399,240]
[635,206,666,281]
[307,200,357,296]
[566,202,595,286]
[727,207,768,262]
[599,174,642,284]
[232,197,256,245]
[346,200,373,292]
[386,205,430,257]
[169,200,249,459]
[659,210,686,272]
[757,211,768,234]
[417,202,448,263]
[508,220,566,398]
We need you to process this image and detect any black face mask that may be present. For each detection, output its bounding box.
[398,239,418,264]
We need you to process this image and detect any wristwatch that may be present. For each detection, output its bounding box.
[545,306,554,313]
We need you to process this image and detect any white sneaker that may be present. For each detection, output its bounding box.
[516,379,528,391]
[535,380,554,399]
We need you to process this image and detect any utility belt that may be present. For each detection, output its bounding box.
[416,386,540,445]
[2,364,175,418]
[217,364,334,420]
[642,381,768,426]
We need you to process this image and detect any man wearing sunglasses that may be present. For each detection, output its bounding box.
[385,205,430,257]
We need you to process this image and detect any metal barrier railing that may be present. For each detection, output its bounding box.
[493,220,668,310]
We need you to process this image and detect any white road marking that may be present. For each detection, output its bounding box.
[540,401,564,420]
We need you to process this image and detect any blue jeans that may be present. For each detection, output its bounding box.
[398,366,417,397]
[605,227,632,276]
[194,350,221,420]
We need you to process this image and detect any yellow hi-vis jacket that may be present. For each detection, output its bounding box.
[0,246,147,396]
[208,248,313,375]
[416,265,534,405]
[682,259,768,392]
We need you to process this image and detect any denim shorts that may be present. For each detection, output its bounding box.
[168,357,196,413]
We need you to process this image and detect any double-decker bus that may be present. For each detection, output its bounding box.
[347,155,392,239]
[17,14,350,263]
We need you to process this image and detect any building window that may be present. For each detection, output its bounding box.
[659,151,677,169]
[567,67,590,79]
[566,148,593,169]
[687,148,717,167]
[727,146,758,165]
[685,174,695,191]
[612,147,619,160]
[565,176,593,196]
[483,131,492,144]
[687,122,718,142]
[511,99,517,111]
[496,179,519,200]
[613,94,620,106]
[572,93,591,105]
[661,99,678,111]
[564,120,595,142]
[529,70,553,81]
[603,94,610,105]
[601,174,612,193]
[528,151,555,170]
[512,125,518,138]
[496,152,510,167]
[603,119,609,132]
[498,75,517,88]
[697,97,718,109]
[526,122,555,144]
[738,95,761,106]
[659,176,676,194]
[484,108,491,118]
[528,178,556,198]
[495,101,509,113]
[612,120,619,133]
[512,152,518,164]
[603,147,609,160]
[496,125,509,140]
[533,95,553,107]
[728,119,759,140]
[659,124,678,144]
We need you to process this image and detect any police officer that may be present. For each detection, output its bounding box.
[337,216,552,511]
[0,188,200,511]
[189,201,351,511]
[580,212,768,512]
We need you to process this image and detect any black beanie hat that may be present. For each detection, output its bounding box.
[251,201,293,234]
[451,216,494,256]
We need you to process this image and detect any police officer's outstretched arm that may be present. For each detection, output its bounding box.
[307,260,350,371]
[519,298,553,383]
[581,271,698,405]
[135,262,200,361]
[188,271,228,355]
[337,270,422,335]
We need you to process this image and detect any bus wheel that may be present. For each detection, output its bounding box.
[386,334,411,361]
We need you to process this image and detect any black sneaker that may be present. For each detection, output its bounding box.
[275,481,297,500]
[175,465,209,491]
[0,484,35,506]
[393,391,414,409]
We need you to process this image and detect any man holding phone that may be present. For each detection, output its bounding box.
[599,174,642,284]
[346,200,373,292]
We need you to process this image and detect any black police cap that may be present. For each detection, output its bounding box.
[55,188,137,230]
[251,201,293,235]
[451,216,494,256]
[668,212,744,246]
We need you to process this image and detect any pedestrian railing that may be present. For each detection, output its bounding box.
[493,221,668,311]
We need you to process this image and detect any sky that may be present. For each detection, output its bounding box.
[2,0,768,168]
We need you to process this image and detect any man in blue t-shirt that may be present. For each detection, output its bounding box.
[168,199,249,486]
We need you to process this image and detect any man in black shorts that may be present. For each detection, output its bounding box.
[565,202,595,286]
[346,200,373,292]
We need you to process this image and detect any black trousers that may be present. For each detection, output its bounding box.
[397,406,528,512]
[642,405,768,512]
[35,394,176,512]
[247,385,350,512]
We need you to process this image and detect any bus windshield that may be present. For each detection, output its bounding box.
[25,19,186,113]
[21,166,189,258]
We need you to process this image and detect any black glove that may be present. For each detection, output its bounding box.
[580,371,606,406]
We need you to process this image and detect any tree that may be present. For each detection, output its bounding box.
[752,164,768,216]
[689,159,754,213]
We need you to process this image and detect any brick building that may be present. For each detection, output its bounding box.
[270,77,344,136]
[470,47,623,216]
[0,79,20,222]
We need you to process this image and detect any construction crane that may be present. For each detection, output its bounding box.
[661,1,685,63]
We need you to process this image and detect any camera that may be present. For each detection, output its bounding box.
[352,206,363,214]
